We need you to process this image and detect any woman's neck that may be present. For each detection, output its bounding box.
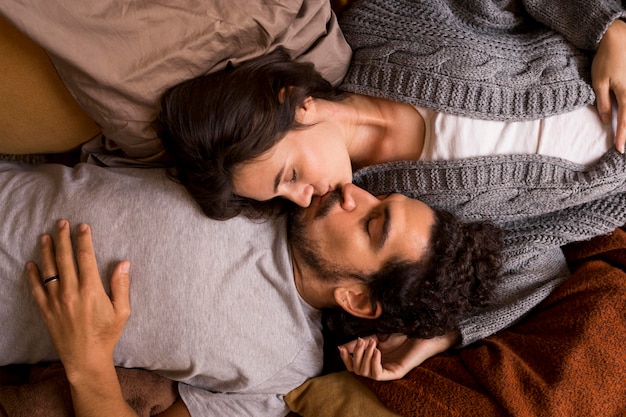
[343,94,426,170]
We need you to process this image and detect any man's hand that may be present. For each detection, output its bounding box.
[27,220,137,417]
[338,332,458,381]
[27,220,131,380]
[592,19,626,153]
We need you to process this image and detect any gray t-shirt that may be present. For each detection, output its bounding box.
[0,162,322,417]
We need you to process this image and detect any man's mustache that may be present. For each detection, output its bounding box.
[314,188,344,219]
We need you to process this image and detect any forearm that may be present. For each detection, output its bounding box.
[456,190,626,347]
[457,249,570,346]
[67,361,138,417]
[355,150,626,224]
[521,0,626,50]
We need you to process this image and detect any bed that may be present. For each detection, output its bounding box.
[2,228,625,417]
[1,0,626,416]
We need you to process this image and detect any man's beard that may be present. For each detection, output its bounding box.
[288,188,345,281]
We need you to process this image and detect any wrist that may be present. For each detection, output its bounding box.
[602,19,626,45]
[64,356,117,388]
[66,363,137,417]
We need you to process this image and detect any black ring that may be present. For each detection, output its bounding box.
[43,275,60,285]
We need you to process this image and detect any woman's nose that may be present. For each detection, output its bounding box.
[286,184,314,207]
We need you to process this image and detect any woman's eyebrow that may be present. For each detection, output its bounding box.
[274,167,285,193]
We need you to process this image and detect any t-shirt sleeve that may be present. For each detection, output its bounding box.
[177,340,323,417]
[178,384,291,417]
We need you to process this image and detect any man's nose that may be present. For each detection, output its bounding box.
[339,183,369,211]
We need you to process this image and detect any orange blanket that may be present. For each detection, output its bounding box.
[357,228,626,416]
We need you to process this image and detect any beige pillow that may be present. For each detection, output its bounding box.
[1,0,351,165]
[285,371,401,417]
[0,15,100,154]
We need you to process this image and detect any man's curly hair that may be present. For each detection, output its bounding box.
[325,209,504,339]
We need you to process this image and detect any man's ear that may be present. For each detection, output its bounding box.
[294,96,316,124]
[334,283,382,319]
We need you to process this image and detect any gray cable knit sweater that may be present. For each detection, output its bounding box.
[339,0,626,121]
[341,0,626,347]
[354,150,626,345]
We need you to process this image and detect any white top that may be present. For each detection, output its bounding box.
[417,105,615,165]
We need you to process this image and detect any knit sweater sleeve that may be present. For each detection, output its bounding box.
[353,150,626,224]
[458,247,570,346]
[458,192,626,346]
[521,0,626,50]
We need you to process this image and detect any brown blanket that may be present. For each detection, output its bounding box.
[356,228,626,416]
[0,364,177,417]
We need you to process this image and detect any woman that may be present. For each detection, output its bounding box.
[158,2,626,220]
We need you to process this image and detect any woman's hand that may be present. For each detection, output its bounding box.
[338,332,458,381]
[592,19,626,153]
[27,220,137,417]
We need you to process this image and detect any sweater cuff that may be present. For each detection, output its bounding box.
[525,0,626,50]
[572,5,626,50]
[594,11,626,50]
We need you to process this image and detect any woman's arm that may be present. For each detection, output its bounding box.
[26,220,139,417]
[521,1,626,150]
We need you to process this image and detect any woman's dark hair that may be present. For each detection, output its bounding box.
[325,209,504,339]
[156,47,347,220]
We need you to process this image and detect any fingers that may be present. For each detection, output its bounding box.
[53,220,79,293]
[27,221,78,316]
[595,86,626,154]
[591,18,626,153]
[27,220,105,299]
[338,345,353,372]
[370,348,383,379]
[73,223,100,289]
[357,339,383,379]
[594,82,612,125]
[340,338,358,351]
[38,232,61,294]
[339,337,381,378]
[615,101,626,154]
[110,261,132,322]
[26,262,49,313]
